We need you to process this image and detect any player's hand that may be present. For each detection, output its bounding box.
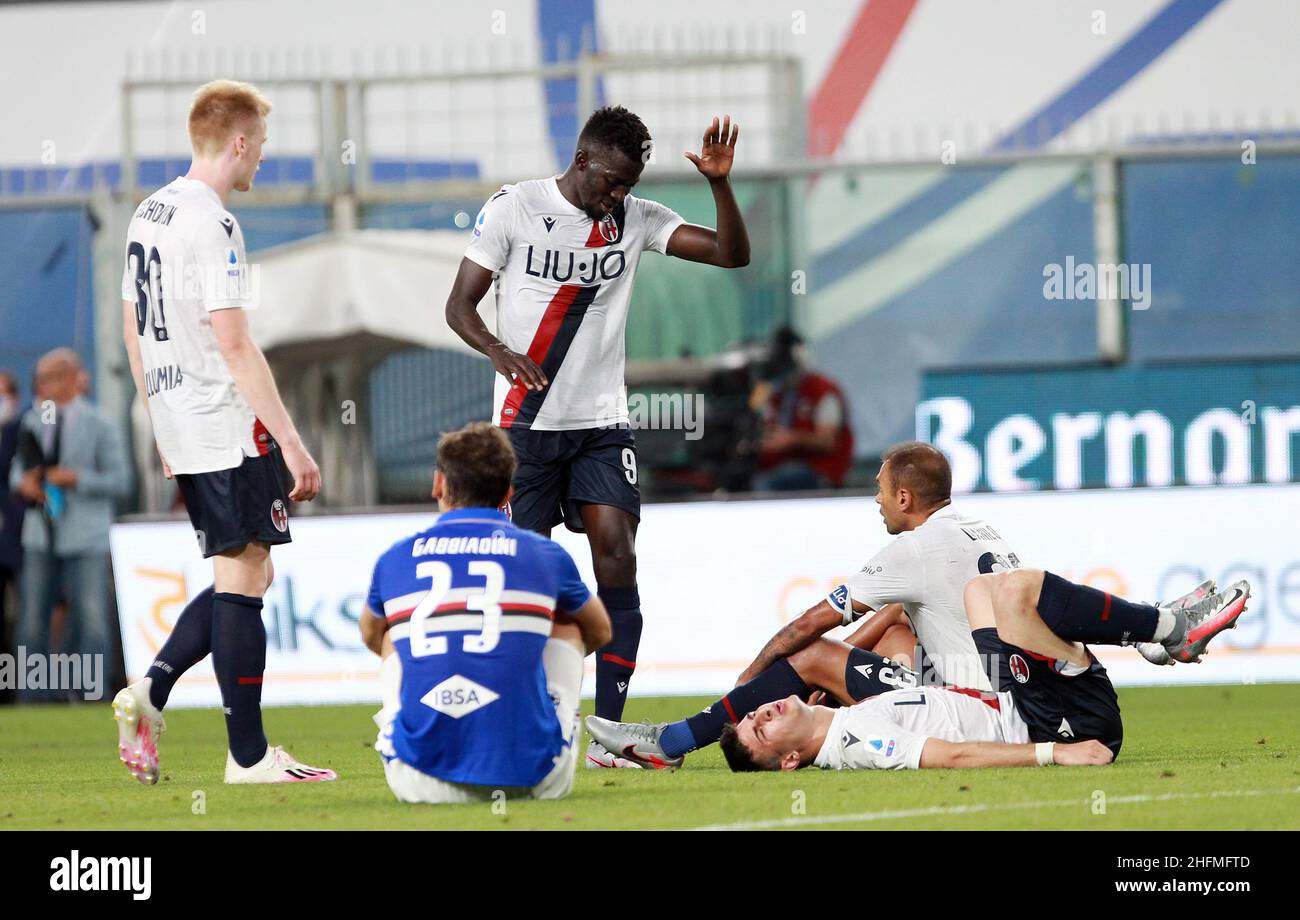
[157,447,173,480]
[807,690,827,707]
[45,466,78,489]
[18,468,45,504]
[685,116,739,181]
[282,441,321,502]
[1052,740,1114,766]
[488,343,548,392]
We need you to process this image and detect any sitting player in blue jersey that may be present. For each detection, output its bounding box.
[359,423,611,803]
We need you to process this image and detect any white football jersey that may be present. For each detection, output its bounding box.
[121,177,268,475]
[841,505,1023,691]
[812,686,1029,771]
[464,177,684,431]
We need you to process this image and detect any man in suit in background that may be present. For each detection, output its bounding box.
[9,349,130,702]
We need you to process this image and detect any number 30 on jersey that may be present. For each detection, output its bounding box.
[126,241,169,341]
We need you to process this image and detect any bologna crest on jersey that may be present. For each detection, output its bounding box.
[597,213,620,243]
[271,499,289,533]
[1009,653,1030,684]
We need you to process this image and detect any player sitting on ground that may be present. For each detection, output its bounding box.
[359,423,612,804]
[588,608,925,768]
[587,441,1022,767]
[588,441,1245,767]
[721,571,1249,772]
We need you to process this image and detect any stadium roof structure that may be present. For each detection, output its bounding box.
[242,229,491,507]
[248,228,491,363]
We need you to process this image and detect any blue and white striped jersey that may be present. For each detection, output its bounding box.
[367,507,590,787]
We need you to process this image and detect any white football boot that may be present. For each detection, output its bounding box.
[225,745,338,784]
[112,679,165,786]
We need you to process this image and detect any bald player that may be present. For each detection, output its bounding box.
[587,441,1024,767]
[588,440,1239,768]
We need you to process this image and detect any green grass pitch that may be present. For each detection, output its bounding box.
[2,683,1298,830]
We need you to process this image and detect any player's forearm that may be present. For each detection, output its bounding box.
[122,307,149,407]
[360,611,388,656]
[923,740,1039,769]
[218,338,305,451]
[738,633,802,684]
[569,596,613,655]
[578,619,611,655]
[708,177,750,268]
[843,604,904,651]
[738,608,833,683]
[445,296,503,357]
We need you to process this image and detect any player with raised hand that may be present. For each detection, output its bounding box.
[114,80,334,785]
[361,423,612,803]
[445,107,750,767]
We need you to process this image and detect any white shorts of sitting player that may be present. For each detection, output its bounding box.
[378,639,584,804]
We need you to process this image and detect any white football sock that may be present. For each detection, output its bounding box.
[379,653,402,714]
[1152,608,1182,643]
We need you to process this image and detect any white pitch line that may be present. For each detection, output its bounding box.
[691,785,1300,831]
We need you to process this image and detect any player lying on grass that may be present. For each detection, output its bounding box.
[592,570,1238,768]
[587,440,1249,767]
[587,608,927,768]
[719,689,1115,772]
[358,423,612,804]
[720,572,1249,772]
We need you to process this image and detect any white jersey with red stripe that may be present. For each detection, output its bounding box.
[121,177,268,475]
[812,686,1029,771]
[463,177,684,431]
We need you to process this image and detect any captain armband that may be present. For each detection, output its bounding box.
[825,584,854,626]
